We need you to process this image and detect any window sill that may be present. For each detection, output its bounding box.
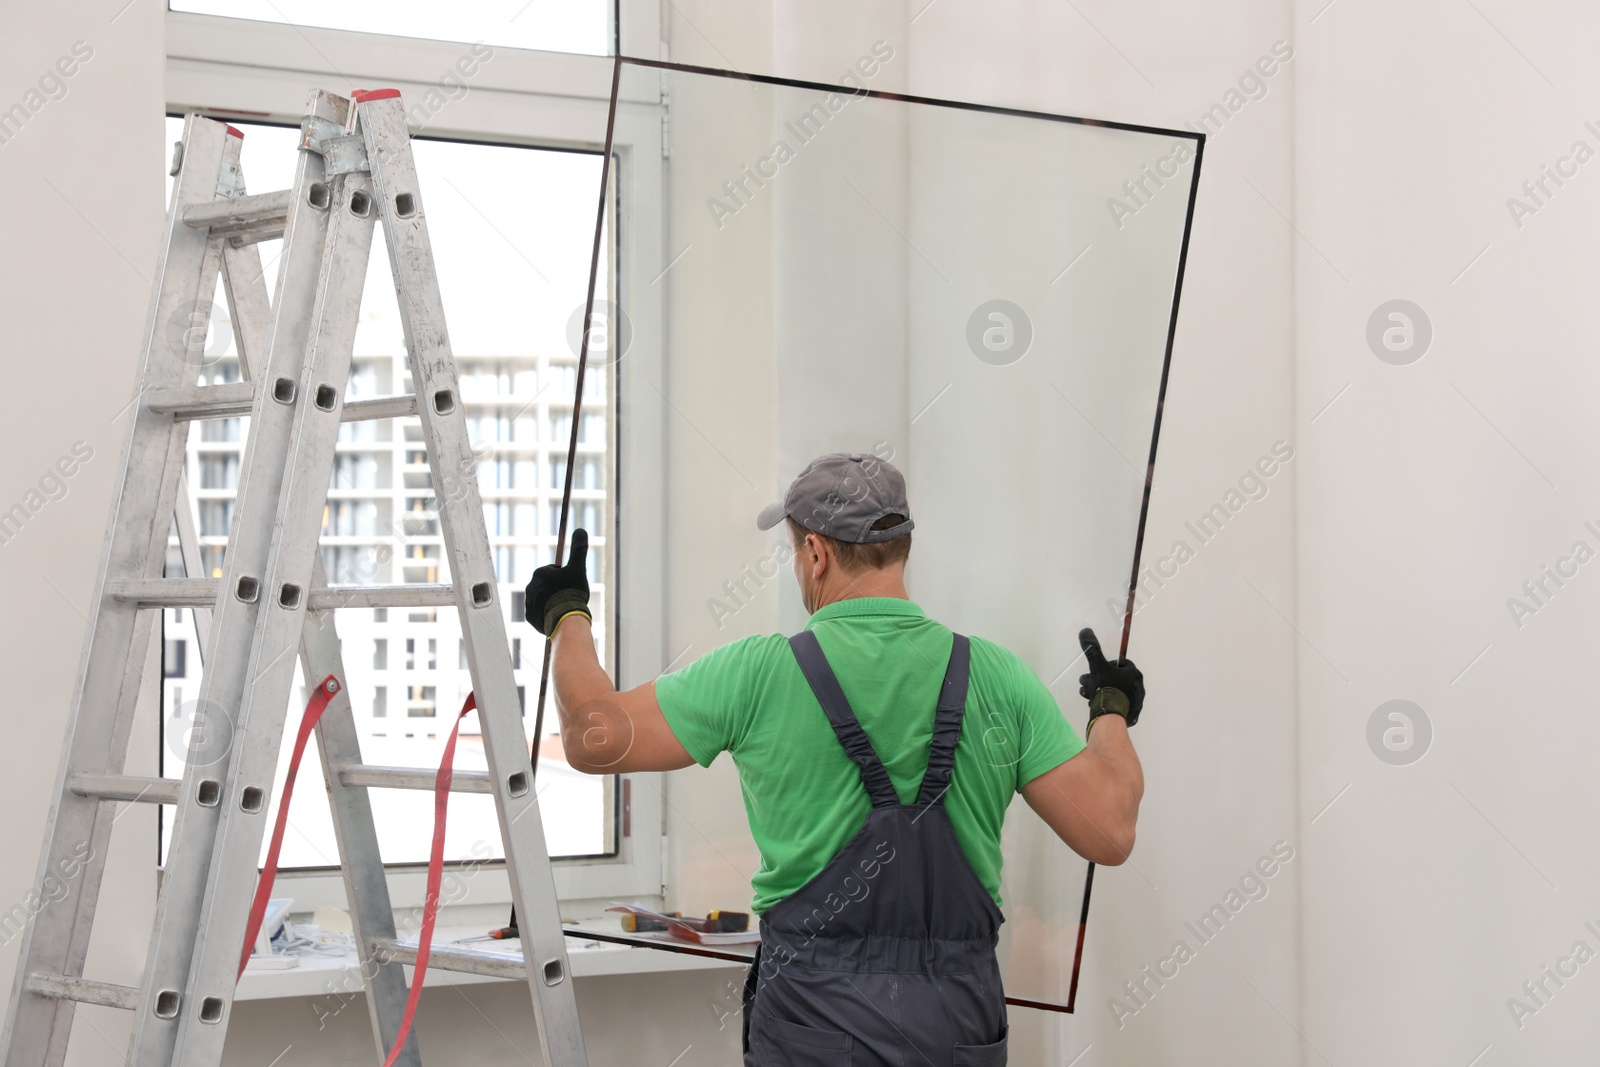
[236,919,746,1002]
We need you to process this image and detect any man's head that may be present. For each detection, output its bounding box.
[756,452,914,612]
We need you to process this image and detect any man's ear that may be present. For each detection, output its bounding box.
[800,531,825,575]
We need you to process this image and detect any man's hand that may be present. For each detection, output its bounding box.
[1020,628,1147,863]
[1078,627,1144,728]
[526,529,591,636]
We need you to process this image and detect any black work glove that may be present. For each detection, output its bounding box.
[1078,627,1144,728]
[525,529,591,636]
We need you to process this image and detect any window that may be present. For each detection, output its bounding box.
[160,117,617,866]
[200,417,241,442]
[198,453,238,489]
[198,499,232,537]
[406,686,437,717]
[323,545,382,585]
[163,640,186,678]
[332,453,384,490]
[158,9,662,903]
[324,499,379,537]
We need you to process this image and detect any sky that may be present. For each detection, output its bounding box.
[163,116,605,363]
[171,0,608,57]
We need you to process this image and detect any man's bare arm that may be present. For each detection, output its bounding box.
[549,615,695,774]
[1019,713,1144,865]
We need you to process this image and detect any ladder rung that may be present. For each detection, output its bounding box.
[343,395,419,421]
[308,585,457,610]
[183,190,292,235]
[26,973,140,1011]
[144,384,417,424]
[372,938,529,981]
[110,577,217,607]
[69,773,182,805]
[222,220,287,247]
[336,764,491,793]
[108,578,459,610]
[146,382,256,421]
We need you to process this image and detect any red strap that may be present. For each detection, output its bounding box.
[239,681,476,1063]
[239,675,342,978]
[378,692,477,1067]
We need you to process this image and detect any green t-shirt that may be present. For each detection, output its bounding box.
[655,597,1085,913]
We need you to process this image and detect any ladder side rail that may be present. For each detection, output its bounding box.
[219,239,275,384]
[207,199,419,1063]
[356,91,590,1067]
[164,219,234,665]
[127,91,345,1067]
[0,117,237,1067]
[300,603,424,1066]
[171,214,281,666]
[168,162,382,1064]
[172,472,210,664]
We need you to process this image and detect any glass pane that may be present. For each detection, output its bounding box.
[159,115,615,867]
[170,0,610,57]
[609,60,1199,1012]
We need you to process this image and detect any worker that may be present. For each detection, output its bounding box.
[526,452,1145,1066]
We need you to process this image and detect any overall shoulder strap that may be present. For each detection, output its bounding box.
[916,633,971,807]
[788,630,900,808]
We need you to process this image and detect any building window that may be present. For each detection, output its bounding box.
[198,453,238,489]
[406,686,437,717]
[198,500,232,537]
[373,687,387,718]
[163,640,186,678]
[200,417,241,442]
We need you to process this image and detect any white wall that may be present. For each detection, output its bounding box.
[1295,2,1600,1063]
[0,0,167,1062]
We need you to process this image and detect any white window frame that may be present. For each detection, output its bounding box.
[163,4,669,909]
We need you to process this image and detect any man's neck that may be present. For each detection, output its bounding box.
[810,567,909,611]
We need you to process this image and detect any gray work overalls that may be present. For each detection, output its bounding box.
[741,631,1010,1066]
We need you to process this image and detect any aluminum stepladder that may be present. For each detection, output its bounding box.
[1,89,589,1067]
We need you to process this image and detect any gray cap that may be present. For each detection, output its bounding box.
[756,452,914,543]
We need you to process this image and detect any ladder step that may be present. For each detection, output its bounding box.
[372,938,531,982]
[110,577,218,607]
[25,973,140,1011]
[183,190,292,237]
[145,384,417,423]
[336,764,491,793]
[343,395,419,421]
[109,578,458,610]
[69,773,182,805]
[146,382,256,420]
[308,585,457,610]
